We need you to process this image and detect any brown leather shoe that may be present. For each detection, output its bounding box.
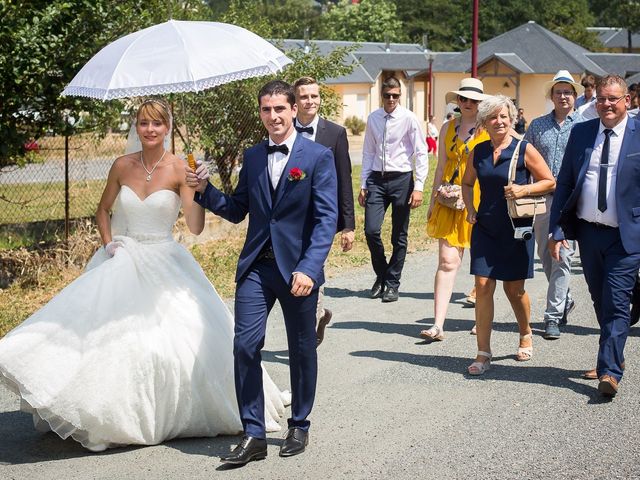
[316,309,332,346]
[582,362,625,380]
[598,375,619,397]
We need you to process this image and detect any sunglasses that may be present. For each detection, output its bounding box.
[458,96,479,104]
[382,93,401,100]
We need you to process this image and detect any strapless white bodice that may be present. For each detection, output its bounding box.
[111,186,180,243]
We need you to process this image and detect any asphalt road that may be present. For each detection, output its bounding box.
[1,247,639,480]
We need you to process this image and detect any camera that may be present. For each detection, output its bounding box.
[513,226,533,241]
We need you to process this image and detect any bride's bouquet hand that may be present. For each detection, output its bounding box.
[105,241,124,257]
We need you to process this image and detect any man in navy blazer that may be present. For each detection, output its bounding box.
[190,80,337,462]
[294,76,355,345]
[549,75,640,398]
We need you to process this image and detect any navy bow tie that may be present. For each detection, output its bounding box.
[295,125,314,135]
[267,144,289,155]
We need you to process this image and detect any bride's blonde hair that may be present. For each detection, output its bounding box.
[137,99,172,128]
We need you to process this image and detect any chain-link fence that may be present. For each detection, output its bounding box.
[0,91,262,247]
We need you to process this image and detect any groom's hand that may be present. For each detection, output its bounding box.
[291,272,314,297]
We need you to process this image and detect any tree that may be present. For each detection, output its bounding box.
[0,0,210,167]
[315,0,407,43]
[394,0,599,51]
[592,0,640,50]
[528,0,600,50]
[220,0,322,40]
[394,0,468,50]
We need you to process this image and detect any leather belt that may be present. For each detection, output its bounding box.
[580,219,616,229]
[372,170,410,179]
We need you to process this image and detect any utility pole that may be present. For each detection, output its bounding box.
[472,0,479,77]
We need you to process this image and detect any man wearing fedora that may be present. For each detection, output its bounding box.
[524,70,585,340]
[359,75,428,302]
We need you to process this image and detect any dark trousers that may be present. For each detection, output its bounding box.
[233,258,318,438]
[577,220,640,381]
[364,171,414,289]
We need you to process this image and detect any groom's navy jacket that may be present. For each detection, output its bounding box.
[196,134,338,287]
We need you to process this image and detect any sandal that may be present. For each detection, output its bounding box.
[516,333,533,362]
[464,288,477,306]
[468,351,491,375]
[419,325,445,341]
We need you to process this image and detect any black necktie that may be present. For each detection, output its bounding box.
[382,114,391,173]
[267,144,289,155]
[295,125,314,135]
[598,129,613,212]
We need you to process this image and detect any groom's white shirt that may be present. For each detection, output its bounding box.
[268,132,297,189]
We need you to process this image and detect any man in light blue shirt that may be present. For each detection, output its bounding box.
[575,74,595,109]
[524,70,584,339]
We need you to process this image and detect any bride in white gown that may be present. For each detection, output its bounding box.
[0,99,289,452]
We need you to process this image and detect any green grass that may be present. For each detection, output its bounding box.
[0,158,437,336]
[0,180,105,225]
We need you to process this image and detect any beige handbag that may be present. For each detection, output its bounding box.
[506,141,546,219]
[435,157,465,210]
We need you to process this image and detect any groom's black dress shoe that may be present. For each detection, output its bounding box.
[370,279,384,299]
[630,273,640,327]
[220,436,267,465]
[279,427,308,457]
[382,286,399,303]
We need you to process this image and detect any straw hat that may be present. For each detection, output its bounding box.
[445,78,491,104]
[543,70,584,98]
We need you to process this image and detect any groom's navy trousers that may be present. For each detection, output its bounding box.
[234,257,318,439]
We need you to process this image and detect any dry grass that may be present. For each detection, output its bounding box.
[0,220,100,336]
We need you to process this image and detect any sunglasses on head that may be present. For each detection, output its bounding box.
[383,93,400,100]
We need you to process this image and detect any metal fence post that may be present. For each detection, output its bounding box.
[64,133,70,241]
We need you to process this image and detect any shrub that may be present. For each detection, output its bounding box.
[344,115,366,136]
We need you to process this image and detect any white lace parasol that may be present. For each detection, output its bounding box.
[62,20,292,101]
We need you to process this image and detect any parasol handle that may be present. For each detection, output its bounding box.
[180,94,192,154]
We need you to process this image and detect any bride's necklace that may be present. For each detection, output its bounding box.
[140,150,167,182]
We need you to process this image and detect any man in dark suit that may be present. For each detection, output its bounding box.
[189,80,337,463]
[549,75,640,398]
[293,76,355,346]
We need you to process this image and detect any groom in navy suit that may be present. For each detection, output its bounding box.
[191,80,337,463]
[549,75,640,398]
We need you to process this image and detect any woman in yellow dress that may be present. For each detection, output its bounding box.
[420,78,490,340]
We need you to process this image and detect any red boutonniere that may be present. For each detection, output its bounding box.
[288,167,306,181]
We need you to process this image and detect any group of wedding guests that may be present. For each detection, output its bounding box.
[0,70,639,465]
[412,72,640,395]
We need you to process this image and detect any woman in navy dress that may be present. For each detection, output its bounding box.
[461,95,555,375]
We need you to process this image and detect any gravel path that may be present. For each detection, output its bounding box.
[1,248,638,480]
